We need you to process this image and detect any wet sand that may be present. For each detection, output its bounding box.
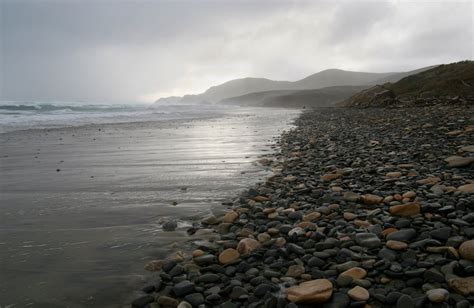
[0,108,300,307]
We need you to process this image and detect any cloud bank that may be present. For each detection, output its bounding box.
[1,0,472,103]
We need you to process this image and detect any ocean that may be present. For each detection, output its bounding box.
[0,101,230,133]
[0,102,301,307]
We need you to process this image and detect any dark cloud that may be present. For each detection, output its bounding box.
[1,0,472,103]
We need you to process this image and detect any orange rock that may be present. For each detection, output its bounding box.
[321,173,341,181]
[448,276,474,296]
[382,227,398,236]
[348,286,370,301]
[254,195,270,202]
[286,279,333,303]
[386,172,402,178]
[354,219,371,228]
[386,240,408,251]
[236,238,261,255]
[303,212,322,221]
[297,221,317,230]
[417,176,441,185]
[339,267,367,279]
[192,249,205,257]
[344,212,357,220]
[402,191,416,199]
[361,194,383,205]
[389,202,420,217]
[223,210,239,223]
[218,248,240,264]
[458,183,474,193]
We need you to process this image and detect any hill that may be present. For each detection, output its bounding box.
[340,61,474,107]
[154,69,413,105]
[221,86,367,108]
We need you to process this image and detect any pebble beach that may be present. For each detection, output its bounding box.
[133,103,474,308]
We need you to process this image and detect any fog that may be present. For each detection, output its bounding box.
[1,0,472,103]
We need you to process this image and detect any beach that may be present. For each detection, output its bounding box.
[128,104,473,308]
[0,107,300,307]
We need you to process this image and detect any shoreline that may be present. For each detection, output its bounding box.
[0,108,301,308]
[133,104,474,308]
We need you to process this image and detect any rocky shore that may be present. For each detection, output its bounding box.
[132,104,473,308]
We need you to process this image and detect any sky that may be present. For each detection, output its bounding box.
[1,0,473,104]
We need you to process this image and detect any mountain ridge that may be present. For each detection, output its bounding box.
[154,65,436,106]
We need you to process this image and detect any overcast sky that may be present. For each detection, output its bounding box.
[1,0,472,103]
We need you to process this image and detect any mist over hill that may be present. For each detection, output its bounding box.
[221,86,367,108]
[155,65,436,108]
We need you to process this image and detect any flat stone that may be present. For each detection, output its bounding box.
[460,145,474,152]
[236,238,261,255]
[386,172,402,178]
[448,276,474,296]
[458,183,474,193]
[193,254,215,266]
[386,240,408,250]
[195,273,221,283]
[355,232,382,248]
[303,211,322,221]
[286,279,333,304]
[445,156,474,168]
[389,203,420,217]
[361,194,383,205]
[321,173,341,181]
[386,228,417,242]
[339,267,367,279]
[219,248,240,264]
[347,286,370,301]
[416,176,441,185]
[342,192,361,202]
[343,212,357,220]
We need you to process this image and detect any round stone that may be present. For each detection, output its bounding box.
[223,210,239,223]
[426,288,449,303]
[459,240,474,261]
[347,286,370,301]
[237,238,261,255]
[192,249,204,257]
[218,248,240,264]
